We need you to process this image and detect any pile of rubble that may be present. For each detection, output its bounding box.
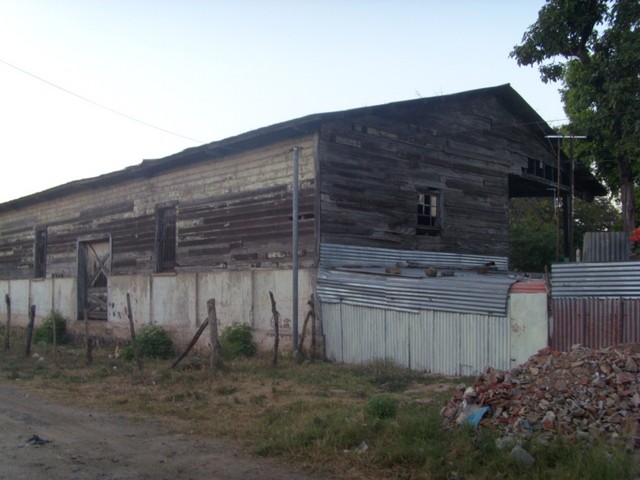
[441,344,640,443]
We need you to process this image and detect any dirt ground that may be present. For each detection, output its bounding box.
[0,382,322,480]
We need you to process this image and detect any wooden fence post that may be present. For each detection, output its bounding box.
[25,305,36,357]
[84,309,93,366]
[4,294,10,351]
[51,310,57,361]
[126,293,143,371]
[207,299,221,369]
[298,294,315,358]
[171,318,209,369]
[269,291,279,366]
[310,294,317,359]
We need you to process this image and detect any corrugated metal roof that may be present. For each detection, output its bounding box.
[320,243,509,271]
[317,266,518,315]
[551,261,640,298]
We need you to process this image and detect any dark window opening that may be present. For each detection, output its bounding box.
[417,190,440,236]
[527,157,558,182]
[34,227,47,278]
[288,213,315,221]
[156,205,177,272]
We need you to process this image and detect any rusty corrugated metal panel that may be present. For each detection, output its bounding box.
[585,298,621,348]
[510,280,547,294]
[551,297,625,351]
[552,262,640,297]
[550,298,582,351]
[583,232,630,262]
[320,243,508,270]
[623,299,640,343]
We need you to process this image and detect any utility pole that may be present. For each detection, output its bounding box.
[546,135,587,262]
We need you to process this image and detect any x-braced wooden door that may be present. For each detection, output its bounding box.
[78,238,111,320]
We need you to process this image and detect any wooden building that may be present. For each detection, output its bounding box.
[0,84,605,353]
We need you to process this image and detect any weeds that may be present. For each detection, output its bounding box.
[0,332,636,480]
[122,324,174,360]
[220,323,256,359]
[33,310,68,345]
[365,394,398,419]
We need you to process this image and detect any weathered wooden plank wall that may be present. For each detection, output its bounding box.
[317,93,555,256]
[0,135,317,280]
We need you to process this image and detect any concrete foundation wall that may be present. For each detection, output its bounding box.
[1,269,317,353]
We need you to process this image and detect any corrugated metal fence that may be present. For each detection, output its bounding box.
[322,302,511,376]
[318,244,519,375]
[551,261,640,350]
[582,232,630,262]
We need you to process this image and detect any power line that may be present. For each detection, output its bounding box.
[0,57,206,144]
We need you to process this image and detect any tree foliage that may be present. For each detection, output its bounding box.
[511,0,640,236]
[509,197,620,272]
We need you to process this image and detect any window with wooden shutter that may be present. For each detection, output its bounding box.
[34,227,47,278]
[155,204,177,272]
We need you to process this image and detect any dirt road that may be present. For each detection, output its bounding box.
[0,383,321,480]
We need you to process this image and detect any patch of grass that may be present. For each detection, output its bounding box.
[348,359,422,392]
[365,394,398,419]
[0,333,636,480]
[216,385,238,395]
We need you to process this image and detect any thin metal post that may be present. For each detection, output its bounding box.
[546,134,586,262]
[291,147,300,355]
[556,138,561,262]
[569,138,575,260]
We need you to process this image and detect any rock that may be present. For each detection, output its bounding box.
[441,344,640,444]
[495,435,520,450]
[626,357,639,372]
[510,446,535,467]
[355,441,368,454]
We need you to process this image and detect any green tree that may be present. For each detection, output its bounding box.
[509,197,620,271]
[510,198,558,272]
[573,196,622,249]
[511,0,640,237]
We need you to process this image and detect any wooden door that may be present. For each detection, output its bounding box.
[78,239,111,320]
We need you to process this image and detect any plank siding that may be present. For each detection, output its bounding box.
[0,136,316,280]
[317,94,534,255]
[0,87,599,282]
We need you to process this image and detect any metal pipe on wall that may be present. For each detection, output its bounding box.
[291,146,300,354]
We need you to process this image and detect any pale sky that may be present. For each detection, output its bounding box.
[0,0,564,204]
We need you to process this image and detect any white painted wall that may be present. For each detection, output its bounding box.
[1,268,317,354]
[508,291,548,367]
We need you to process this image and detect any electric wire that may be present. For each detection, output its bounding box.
[0,57,206,144]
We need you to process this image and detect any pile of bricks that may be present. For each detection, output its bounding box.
[441,344,640,442]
